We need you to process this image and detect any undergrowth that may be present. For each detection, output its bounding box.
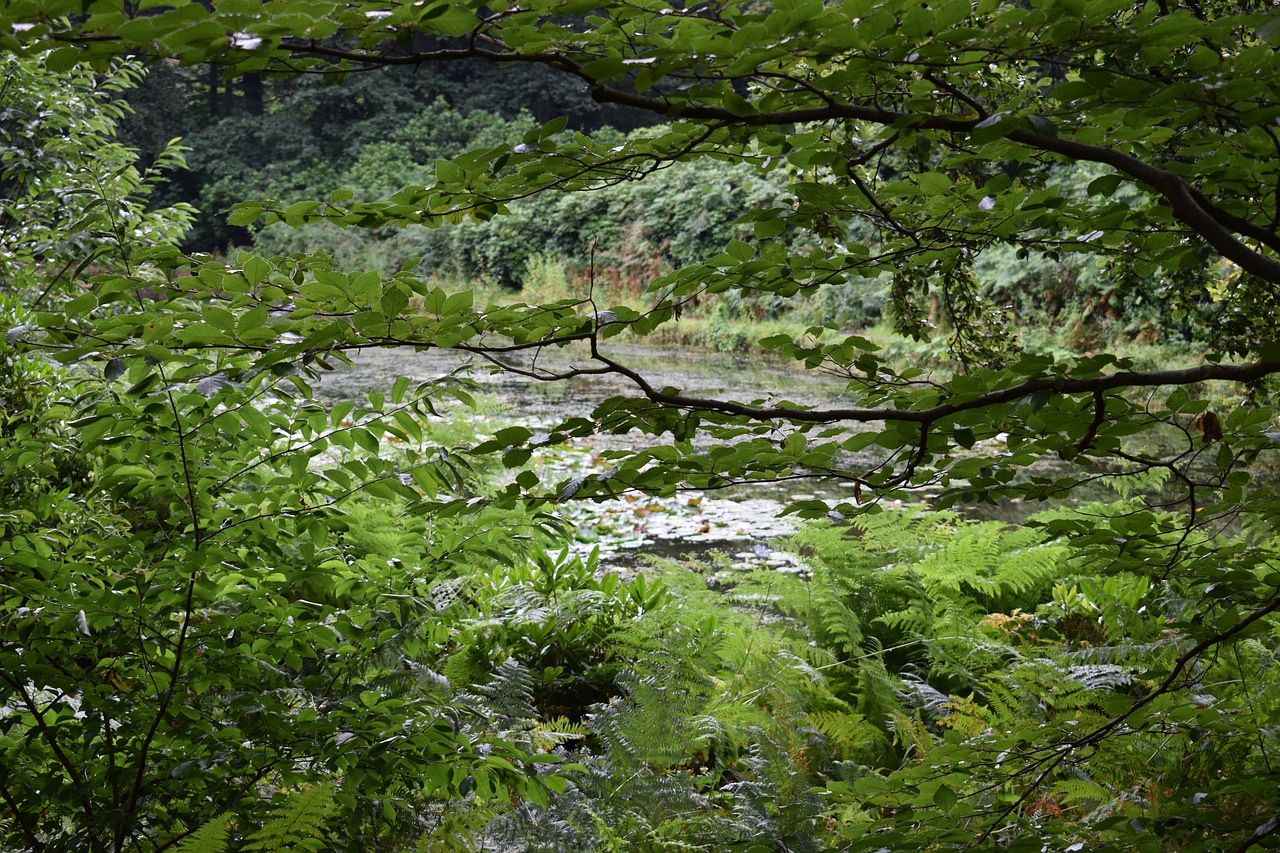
[156,498,1280,851]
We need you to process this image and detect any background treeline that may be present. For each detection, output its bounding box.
[123,63,1211,352]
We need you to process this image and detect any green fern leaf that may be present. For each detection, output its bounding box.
[1050,777,1111,805]
[169,815,231,853]
[242,785,335,852]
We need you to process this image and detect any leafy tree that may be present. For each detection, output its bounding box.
[1,53,566,852]
[0,53,192,303]
[5,0,1280,849]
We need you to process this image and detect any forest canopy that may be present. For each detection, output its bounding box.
[3,0,1280,850]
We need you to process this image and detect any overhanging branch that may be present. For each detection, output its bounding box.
[590,354,1280,426]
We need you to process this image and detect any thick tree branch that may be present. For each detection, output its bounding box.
[591,355,1280,426]
[596,83,1280,282]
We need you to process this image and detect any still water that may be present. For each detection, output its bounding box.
[314,342,1246,573]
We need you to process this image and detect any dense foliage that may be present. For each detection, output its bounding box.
[3,0,1280,850]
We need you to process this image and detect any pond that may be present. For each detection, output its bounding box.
[313,342,1233,576]
[316,342,876,573]
[315,341,850,429]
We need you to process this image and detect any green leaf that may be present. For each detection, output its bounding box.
[933,784,958,812]
[580,56,626,82]
[42,47,82,72]
[228,201,263,226]
[1258,15,1280,45]
[283,200,320,226]
[754,216,786,239]
[242,255,272,286]
[726,239,755,262]
[918,172,951,195]
[442,290,473,314]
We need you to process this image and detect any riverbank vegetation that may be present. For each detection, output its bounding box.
[4,1,1280,851]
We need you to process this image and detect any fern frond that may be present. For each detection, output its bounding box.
[808,574,865,656]
[1050,777,1112,806]
[242,785,335,852]
[903,679,952,718]
[856,659,904,733]
[983,677,1042,723]
[169,815,230,853]
[426,575,468,612]
[532,715,589,750]
[442,641,492,691]
[810,710,880,752]
[722,568,812,621]
[462,656,537,721]
[937,694,991,737]
[889,711,936,758]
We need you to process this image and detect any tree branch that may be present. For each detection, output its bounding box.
[0,672,93,823]
[1075,390,1107,453]
[589,355,1280,426]
[0,778,44,852]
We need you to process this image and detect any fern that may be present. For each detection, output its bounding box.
[1066,664,1134,691]
[481,560,847,852]
[889,710,936,759]
[811,579,866,656]
[532,715,589,750]
[1101,464,1172,500]
[809,709,888,763]
[937,694,991,737]
[242,785,335,852]
[1051,776,1113,807]
[442,638,492,689]
[721,566,811,614]
[455,656,539,732]
[169,815,230,853]
[161,788,334,853]
[981,673,1048,724]
[490,748,722,852]
[785,508,1073,699]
